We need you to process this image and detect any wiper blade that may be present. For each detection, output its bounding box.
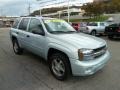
[66,31,76,33]
[50,31,66,33]
[49,31,76,34]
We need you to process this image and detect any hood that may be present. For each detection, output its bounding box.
[52,33,106,49]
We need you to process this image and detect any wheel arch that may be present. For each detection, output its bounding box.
[91,29,97,35]
[47,48,72,74]
[11,36,17,43]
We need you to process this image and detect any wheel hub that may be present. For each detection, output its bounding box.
[52,58,65,77]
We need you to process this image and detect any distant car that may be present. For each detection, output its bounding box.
[72,22,87,31]
[105,23,120,39]
[72,23,80,31]
[80,22,109,36]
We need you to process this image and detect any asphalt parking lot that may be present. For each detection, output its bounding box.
[0,28,120,90]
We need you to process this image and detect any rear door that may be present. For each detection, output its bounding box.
[17,18,30,48]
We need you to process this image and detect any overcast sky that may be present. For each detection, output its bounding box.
[0,0,93,16]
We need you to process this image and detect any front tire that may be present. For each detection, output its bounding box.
[49,53,71,81]
[12,39,23,55]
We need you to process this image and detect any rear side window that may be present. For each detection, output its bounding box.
[12,18,21,29]
[18,18,30,31]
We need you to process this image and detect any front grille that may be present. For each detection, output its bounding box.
[93,45,107,58]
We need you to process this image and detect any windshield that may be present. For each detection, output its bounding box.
[43,19,76,33]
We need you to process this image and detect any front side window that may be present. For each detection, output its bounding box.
[18,18,29,31]
[44,19,76,34]
[28,18,44,34]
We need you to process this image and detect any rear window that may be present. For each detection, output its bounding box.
[18,18,30,31]
[72,23,78,26]
[12,18,21,29]
[109,24,119,27]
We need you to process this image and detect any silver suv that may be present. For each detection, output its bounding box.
[10,17,110,80]
[80,22,109,36]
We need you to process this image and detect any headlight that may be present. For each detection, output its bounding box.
[78,48,94,61]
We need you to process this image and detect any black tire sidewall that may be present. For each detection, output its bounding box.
[49,53,71,81]
[91,30,96,36]
[13,39,23,55]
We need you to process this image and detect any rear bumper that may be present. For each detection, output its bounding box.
[80,30,90,34]
[70,51,110,76]
[106,32,120,35]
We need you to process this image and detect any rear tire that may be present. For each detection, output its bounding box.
[91,30,96,36]
[49,53,71,81]
[12,39,23,55]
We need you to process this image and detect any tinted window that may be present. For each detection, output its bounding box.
[72,23,78,26]
[28,18,44,34]
[18,18,29,31]
[12,18,21,29]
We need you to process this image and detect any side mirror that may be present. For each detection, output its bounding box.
[32,30,45,36]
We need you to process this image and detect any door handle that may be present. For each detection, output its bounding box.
[26,35,30,37]
[16,32,19,34]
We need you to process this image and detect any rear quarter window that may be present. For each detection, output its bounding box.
[12,18,21,29]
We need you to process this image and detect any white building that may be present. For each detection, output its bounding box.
[42,7,86,19]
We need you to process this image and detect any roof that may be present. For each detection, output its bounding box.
[19,16,56,20]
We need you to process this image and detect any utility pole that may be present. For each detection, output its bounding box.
[28,2,31,16]
[0,8,3,16]
[40,9,42,16]
[67,0,70,22]
[36,0,42,16]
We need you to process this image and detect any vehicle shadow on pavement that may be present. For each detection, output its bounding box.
[110,38,120,41]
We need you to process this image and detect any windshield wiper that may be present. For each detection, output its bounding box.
[65,31,76,33]
[50,31,76,34]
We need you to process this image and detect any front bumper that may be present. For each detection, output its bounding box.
[70,51,110,76]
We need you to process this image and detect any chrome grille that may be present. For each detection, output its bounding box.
[93,45,107,58]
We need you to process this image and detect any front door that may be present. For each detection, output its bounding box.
[26,18,46,58]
